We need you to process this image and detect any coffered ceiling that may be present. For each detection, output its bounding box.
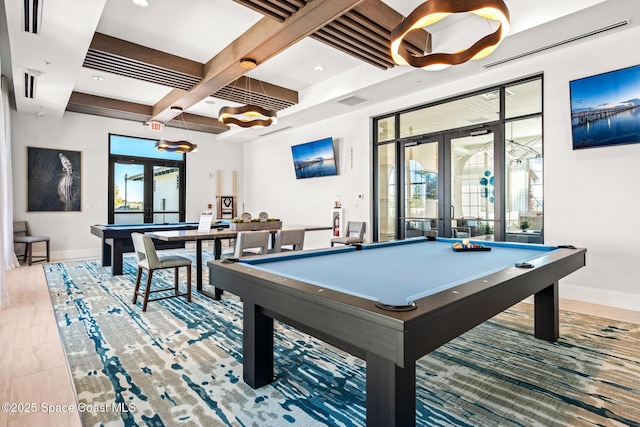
[2,0,630,143]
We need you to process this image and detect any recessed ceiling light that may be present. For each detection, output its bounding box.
[92,75,104,81]
[314,65,325,72]
[132,0,149,7]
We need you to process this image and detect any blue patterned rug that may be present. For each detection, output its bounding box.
[44,252,640,426]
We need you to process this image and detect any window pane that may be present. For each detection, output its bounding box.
[377,143,396,241]
[451,133,495,237]
[404,142,438,238]
[400,93,499,137]
[114,213,144,224]
[110,135,183,160]
[506,79,542,119]
[153,165,180,220]
[153,213,180,223]
[377,116,395,142]
[505,118,543,243]
[114,163,144,212]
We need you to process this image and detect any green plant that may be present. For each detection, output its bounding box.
[520,219,531,230]
[484,224,494,234]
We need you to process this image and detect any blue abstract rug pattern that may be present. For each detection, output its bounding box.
[44,253,640,426]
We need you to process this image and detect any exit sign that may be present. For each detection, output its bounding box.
[148,121,163,132]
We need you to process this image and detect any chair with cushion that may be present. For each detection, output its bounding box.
[233,231,270,258]
[272,229,305,253]
[331,221,365,247]
[13,221,50,265]
[452,226,471,238]
[131,232,191,312]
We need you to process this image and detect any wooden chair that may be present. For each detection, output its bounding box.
[131,232,191,312]
[233,231,270,258]
[13,221,50,265]
[331,221,365,247]
[272,228,305,252]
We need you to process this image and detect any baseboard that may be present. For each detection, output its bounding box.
[50,248,102,262]
[560,283,640,312]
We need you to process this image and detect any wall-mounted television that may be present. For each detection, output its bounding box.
[570,64,640,150]
[291,137,338,179]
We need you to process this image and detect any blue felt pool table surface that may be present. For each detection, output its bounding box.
[241,238,557,306]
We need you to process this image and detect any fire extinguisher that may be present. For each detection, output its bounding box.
[333,214,340,236]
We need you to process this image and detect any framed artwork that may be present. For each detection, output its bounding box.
[27,147,81,211]
[570,64,640,150]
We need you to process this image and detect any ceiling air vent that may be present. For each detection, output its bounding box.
[22,0,43,34]
[337,95,369,107]
[259,125,293,137]
[24,70,40,98]
[484,20,629,68]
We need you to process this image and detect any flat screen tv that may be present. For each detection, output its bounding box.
[291,137,338,179]
[570,64,640,150]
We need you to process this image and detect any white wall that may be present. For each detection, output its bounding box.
[243,122,371,249]
[243,25,640,311]
[8,12,640,310]
[11,111,243,260]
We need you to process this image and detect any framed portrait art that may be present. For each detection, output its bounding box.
[27,147,81,211]
[570,64,640,150]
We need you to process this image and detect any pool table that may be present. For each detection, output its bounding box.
[207,237,586,427]
[90,221,228,275]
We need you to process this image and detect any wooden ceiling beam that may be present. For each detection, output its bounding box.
[151,0,364,123]
[311,31,392,69]
[354,0,431,54]
[88,33,204,79]
[67,92,229,134]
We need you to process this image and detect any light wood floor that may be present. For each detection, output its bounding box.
[1,263,639,427]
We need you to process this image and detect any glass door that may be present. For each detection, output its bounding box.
[110,159,185,224]
[446,127,501,240]
[113,161,145,224]
[152,164,182,223]
[402,139,440,239]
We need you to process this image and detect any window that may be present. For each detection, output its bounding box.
[108,134,186,224]
[373,76,543,243]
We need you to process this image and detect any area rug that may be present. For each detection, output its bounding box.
[44,253,640,426]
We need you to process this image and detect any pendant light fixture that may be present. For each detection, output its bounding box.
[390,0,510,71]
[156,107,198,153]
[218,58,277,128]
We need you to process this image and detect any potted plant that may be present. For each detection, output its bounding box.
[520,219,531,231]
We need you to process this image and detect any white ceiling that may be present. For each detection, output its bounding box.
[1,0,623,143]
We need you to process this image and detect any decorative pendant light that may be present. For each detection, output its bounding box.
[218,58,277,128]
[390,0,510,71]
[156,107,198,153]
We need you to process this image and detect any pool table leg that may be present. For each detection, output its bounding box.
[242,301,274,388]
[102,239,112,267]
[366,352,416,427]
[534,281,559,342]
[110,238,124,276]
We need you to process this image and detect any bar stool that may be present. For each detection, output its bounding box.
[13,221,50,265]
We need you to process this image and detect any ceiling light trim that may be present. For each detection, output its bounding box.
[218,104,277,128]
[390,0,510,71]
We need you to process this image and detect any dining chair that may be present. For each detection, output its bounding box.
[233,231,270,258]
[330,221,365,247]
[131,232,191,312]
[272,229,305,252]
[13,221,50,265]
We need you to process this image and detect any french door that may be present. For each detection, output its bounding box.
[108,157,185,224]
[393,125,503,241]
